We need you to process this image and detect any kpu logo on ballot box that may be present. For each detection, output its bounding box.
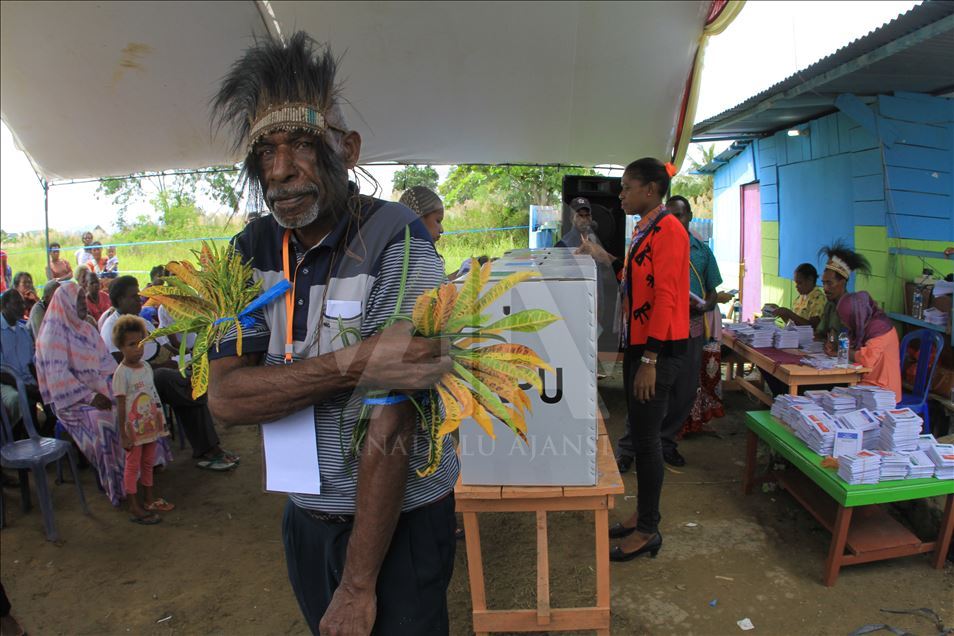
[456,249,599,486]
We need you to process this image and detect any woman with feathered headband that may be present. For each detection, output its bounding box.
[207,32,458,635]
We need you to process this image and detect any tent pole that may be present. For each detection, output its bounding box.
[43,179,50,269]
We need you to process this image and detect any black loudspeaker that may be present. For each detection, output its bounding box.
[561,175,624,258]
[561,175,625,351]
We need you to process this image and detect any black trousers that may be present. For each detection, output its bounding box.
[659,335,705,452]
[282,494,457,635]
[616,347,685,534]
[153,368,219,457]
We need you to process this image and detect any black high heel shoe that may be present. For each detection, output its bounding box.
[609,522,636,539]
[609,532,662,562]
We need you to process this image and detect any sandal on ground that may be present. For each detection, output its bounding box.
[129,513,162,525]
[196,457,236,472]
[219,448,241,464]
[145,498,175,512]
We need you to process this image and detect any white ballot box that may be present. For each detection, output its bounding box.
[457,254,598,486]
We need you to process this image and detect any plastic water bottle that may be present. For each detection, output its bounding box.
[837,330,850,366]
[733,300,742,323]
[911,287,923,320]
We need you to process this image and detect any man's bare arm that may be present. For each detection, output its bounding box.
[208,324,451,426]
[319,401,416,635]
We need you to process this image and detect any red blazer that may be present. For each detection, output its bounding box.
[626,213,690,351]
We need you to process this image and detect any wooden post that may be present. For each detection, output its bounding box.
[933,494,954,569]
[536,510,550,625]
[462,511,489,636]
[824,505,853,586]
[743,430,758,495]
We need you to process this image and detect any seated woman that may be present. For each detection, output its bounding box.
[34,281,126,505]
[45,242,74,283]
[834,291,902,403]
[772,263,826,329]
[12,272,39,319]
[399,186,444,243]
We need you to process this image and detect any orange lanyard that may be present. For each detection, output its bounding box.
[281,230,300,364]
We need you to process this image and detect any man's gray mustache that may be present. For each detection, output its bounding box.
[266,186,320,206]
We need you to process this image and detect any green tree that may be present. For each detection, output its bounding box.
[392,165,439,192]
[670,144,715,214]
[96,168,241,230]
[440,165,597,211]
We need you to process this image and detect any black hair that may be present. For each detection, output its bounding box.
[667,195,692,216]
[90,241,102,247]
[49,242,61,250]
[0,288,21,310]
[623,158,670,197]
[150,265,168,280]
[794,263,818,282]
[109,275,139,309]
[819,241,871,279]
[12,271,31,287]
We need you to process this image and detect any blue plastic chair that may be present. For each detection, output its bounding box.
[898,329,946,434]
[0,365,89,541]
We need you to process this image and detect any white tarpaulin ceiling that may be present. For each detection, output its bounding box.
[1,1,709,181]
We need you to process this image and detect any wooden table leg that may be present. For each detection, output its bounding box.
[536,510,551,626]
[462,511,489,636]
[743,430,758,495]
[932,494,954,569]
[595,506,611,636]
[823,505,853,586]
[789,381,798,396]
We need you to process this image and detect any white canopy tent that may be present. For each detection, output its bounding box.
[1,0,711,182]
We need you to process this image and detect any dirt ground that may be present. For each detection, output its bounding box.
[2,367,952,635]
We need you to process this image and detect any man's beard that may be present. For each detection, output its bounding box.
[266,184,323,229]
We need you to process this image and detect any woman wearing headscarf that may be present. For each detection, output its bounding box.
[836,291,902,403]
[399,186,444,244]
[34,282,126,505]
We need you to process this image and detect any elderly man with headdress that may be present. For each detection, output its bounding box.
[817,241,871,345]
[206,33,456,635]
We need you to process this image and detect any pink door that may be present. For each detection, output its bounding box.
[740,183,761,321]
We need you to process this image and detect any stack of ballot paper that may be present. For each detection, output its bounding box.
[800,341,826,354]
[838,450,882,485]
[799,412,837,455]
[804,390,830,404]
[876,451,909,481]
[855,387,897,410]
[772,396,822,427]
[832,429,862,457]
[774,329,800,349]
[917,434,938,450]
[821,392,857,415]
[837,408,880,431]
[927,444,954,480]
[923,307,949,328]
[799,354,841,370]
[880,409,923,452]
[906,451,935,479]
[795,325,815,347]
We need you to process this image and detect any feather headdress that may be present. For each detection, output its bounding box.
[819,240,871,279]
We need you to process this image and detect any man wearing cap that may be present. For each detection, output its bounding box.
[556,197,602,249]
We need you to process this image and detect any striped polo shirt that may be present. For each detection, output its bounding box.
[208,197,459,514]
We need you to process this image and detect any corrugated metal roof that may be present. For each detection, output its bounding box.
[694,141,751,174]
[692,1,954,141]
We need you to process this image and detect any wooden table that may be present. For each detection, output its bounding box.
[455,413,624,635]
[743,410,954,586]
[722,332,871,406]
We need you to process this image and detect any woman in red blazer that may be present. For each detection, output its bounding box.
[578,158,689,561]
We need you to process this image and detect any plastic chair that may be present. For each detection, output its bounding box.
[0,365,89,541]
[898,329,946,434]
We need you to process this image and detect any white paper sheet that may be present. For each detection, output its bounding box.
[262,408,321,494]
